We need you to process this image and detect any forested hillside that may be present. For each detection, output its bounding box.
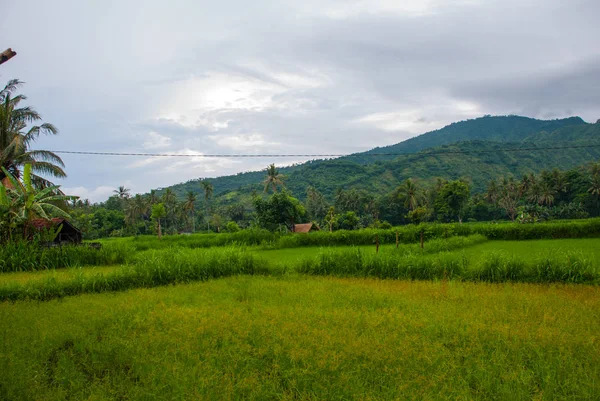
[166,115,600,204]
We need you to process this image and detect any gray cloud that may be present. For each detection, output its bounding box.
[1,0,599,201]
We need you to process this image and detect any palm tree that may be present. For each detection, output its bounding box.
[183,191,197,232]
[125,194,147,234]
[1,163,76,238]
[0,79,65,188]
[149,189,158,204]
[588,173,600,197]
[162,188,178,232]
[538,182,557,206]
[263,164,285,193]
[113,185,130,199]
[485,179,499,205]
[201,180,213,231]
[151,203,166,239]
[397,178,421,211]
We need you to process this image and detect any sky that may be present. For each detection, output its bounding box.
[1,0,599,202]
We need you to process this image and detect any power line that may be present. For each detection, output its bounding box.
[50,143,600,158]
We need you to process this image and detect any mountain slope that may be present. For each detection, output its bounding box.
[165,115,599,203]
[357,115,585,163]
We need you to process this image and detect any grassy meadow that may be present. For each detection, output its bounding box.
[1,224,600,400]
[1,277,599,400]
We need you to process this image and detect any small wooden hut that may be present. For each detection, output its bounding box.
[292,223,320,233]
[30,218,83,244]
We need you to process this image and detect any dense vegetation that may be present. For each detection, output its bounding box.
[166,115,599,199]
[72,159,600,238]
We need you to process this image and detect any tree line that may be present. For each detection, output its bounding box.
[69,160,600,239]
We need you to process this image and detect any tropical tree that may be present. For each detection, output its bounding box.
[113,186,130,199]
[201,180,213,230]
[1,164,76,239]
[306,186,328,222]
[397,178,422,211]
[498,177,522,222]
[151,203,166,239]
[325,206,337,232]
[0,80,65,188]
[183,191,197,232]
[124,194,147,235]
[435,180,470,223]
[263,163,285,193]
[588,171,600,198]
[538,182,557,206]
[484,179,499,205]
[253,190,305,231]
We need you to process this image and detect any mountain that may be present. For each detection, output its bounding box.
[164,115,599,203]
[356,115,586,163]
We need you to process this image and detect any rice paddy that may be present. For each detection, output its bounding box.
[1,233,599,400]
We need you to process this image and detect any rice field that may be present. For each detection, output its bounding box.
[1,276,598,400]
[1,235,599,400]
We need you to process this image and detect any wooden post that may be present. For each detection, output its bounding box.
[376,234,379,254]
[396,230,399,248]
[420,230,424,249]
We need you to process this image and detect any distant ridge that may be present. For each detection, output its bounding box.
[161,115,597,203]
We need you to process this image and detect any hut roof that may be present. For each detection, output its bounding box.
[293,223,319,233]
[30,218,81,233]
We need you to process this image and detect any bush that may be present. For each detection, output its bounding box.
[0,241,133,272]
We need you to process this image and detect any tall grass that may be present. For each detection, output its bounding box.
[298,247,600,284]
[102,218,600,251]
[0,242,133,272]
[0,247,266,302]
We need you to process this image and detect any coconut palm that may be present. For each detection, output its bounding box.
[183,191,197,232]
[538,182,557,206]
[263,164,285,193]
[397,178,422,211]
[484,179,499,205]
[201,180,213,203]
[588,173,600,197]
[113,185,130,199]
[0,79,65,188]
[125,194,147,234]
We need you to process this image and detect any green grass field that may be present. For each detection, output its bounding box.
[1,236,600,400]
[1,276,598,400]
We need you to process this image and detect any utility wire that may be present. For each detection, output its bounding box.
[50,143,600,158]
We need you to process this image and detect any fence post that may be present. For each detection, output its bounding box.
[420,230,424,249]
[396,230,399,248]
[376,234,379,253]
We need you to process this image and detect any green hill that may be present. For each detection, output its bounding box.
[165,115,600,203]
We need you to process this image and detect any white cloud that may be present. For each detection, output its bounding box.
[2,0,598,203]
[143,132,172,149]
[207,133,280,151]
[62,186,116,203]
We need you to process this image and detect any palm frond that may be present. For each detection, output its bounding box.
[27,161,66,178]
[22,150,65,167]
[0,79,23,101]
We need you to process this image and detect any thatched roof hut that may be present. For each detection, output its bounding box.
[30,218,83,244]
[292,223,320,233]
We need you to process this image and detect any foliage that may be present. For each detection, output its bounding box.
[435,180,470,223]
[253,190,305,231]
[0,164,75,239]
[0,79,65,188]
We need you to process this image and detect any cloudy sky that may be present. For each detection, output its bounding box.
[1,0,599,201]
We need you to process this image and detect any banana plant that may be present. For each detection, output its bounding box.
[1,164,77,238]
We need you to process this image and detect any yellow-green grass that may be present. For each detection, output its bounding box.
[1,277,598,400]
[0,265,120,286]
